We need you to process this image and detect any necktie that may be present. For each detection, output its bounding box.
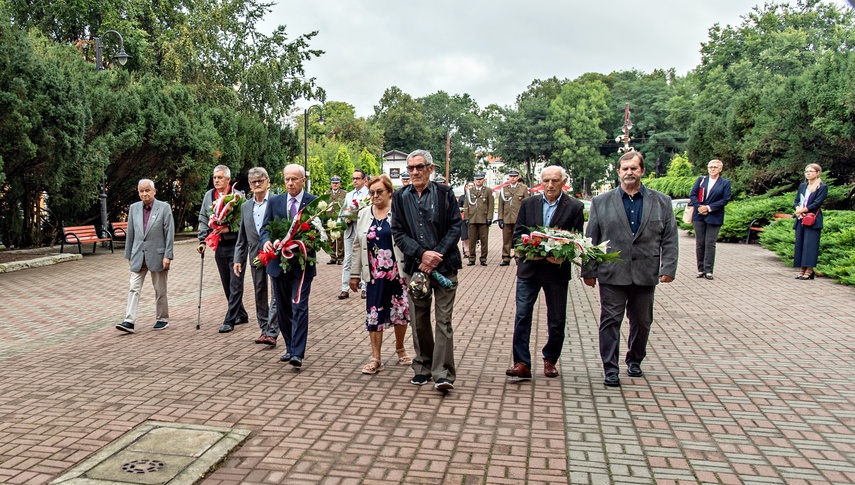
[290,197,298,218]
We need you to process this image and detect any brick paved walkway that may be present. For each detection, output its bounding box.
[1,228,854,484]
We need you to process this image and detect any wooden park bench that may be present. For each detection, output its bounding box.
[745,213,793,244]
[111,221,128,243]
[60,225,113,254]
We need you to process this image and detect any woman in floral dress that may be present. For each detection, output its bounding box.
[350,175,411,374]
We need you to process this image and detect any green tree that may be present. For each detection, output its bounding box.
[372,86,428,153]
[358,148,381,176]
[332,146,356,191]
[550,80,611,196]
[307,155,328,195]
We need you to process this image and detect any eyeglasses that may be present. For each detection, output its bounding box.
[406,164,429,172]
[249,179,267,185]
[368,189,387,197]
[352,177,364,181]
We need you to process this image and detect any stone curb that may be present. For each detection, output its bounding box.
[0,253,82,273]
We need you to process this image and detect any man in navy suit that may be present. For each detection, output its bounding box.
[505,166,584,380]
[260,164,317,367]
[689,159,732,280]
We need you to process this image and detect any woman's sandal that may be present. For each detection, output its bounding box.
[361,358,384,375]
[396,348,413,365]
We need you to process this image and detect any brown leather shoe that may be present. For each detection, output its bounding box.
[337,291,349,300]
[505,362,532,380]
[254,334,267,344]
[544,360,559,378]
[261,335,277,347]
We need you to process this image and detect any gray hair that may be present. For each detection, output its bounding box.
[213,165,231,178]
[284,163,306,177]
[407,149,433,166]
[247,167,269,180]
[541,165,568,182]
[138,179,156,191]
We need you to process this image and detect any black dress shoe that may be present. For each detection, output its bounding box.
[466,261,475,266]
[327,260,337,265]
[480,261,487,266]
[627,363,643,377]
[289,356,303,367]
[697,273,706,278]
[604,373,621,387]
[235,317,249,325]
[703,273,714,280]
[279,352,291,362]
[218,323,234,333]
[499,261,510,266]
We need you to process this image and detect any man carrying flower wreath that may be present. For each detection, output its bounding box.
[582,151,678,388]
[259,164,318,368]
[505,166,584,381]
[197,165,248,334]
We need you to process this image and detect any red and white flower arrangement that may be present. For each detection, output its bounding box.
[204,183,245,252]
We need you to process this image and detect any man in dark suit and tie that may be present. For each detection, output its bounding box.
[505,166,584,380]
[582,151,678,388]
[116,179,175,333]
[233,167,279,347]
[260,164,317,367]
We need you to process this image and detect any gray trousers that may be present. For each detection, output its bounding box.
[693,221,722,274]
[248,263,279,337]
[125,267,169,323]
[409,271,458,383]
[597,283,655,375]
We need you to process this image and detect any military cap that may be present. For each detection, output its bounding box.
[474,173,485,179]
[330,176,341,183]
[508,170,520,176]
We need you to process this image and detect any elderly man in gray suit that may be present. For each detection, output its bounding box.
[233,167,279,347]
[582,151,678,388]
[116,179,175,333]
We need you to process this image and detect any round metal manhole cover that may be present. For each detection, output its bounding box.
[122,459,165,474]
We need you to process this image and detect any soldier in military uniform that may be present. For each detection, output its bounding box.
[325,176,347,264]
[496,169,530,266]
[463,173,494,266]
[400,172,411,186]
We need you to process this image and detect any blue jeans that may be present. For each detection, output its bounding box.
[512,275,569,368]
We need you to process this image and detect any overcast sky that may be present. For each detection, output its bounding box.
[262,0,853,119]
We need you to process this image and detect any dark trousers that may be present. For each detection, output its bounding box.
[512,274,569,368]
[248,263,279,338]
[214,239,247,325]
[271,270,313,358]
[597,283,656,375]
[693,221,722,274]
[468,223,489,262]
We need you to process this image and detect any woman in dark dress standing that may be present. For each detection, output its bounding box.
[793,163,828,280]
[350,174,411,374]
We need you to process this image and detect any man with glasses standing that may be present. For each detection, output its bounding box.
[391,150,463,392]
[233,167,279,347]
[198,165,248,333]
[325,176,347,265]
[339,170,369,299]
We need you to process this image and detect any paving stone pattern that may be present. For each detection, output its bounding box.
[1,229,854,484]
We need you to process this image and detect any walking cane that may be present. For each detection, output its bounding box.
[196,251,204,330]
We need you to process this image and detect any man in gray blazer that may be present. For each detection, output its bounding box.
[233,167,279,347]
[116,179,175,333]
[582,151,678,388]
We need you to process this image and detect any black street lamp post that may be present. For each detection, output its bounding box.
[303,104,324,193]
[94,30,130,238]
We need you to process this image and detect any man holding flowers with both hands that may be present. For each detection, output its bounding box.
[259,164,318,368]
[506,166,585,381]
[198,165,248,334]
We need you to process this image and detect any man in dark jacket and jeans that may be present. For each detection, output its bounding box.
[391,149,463,392]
